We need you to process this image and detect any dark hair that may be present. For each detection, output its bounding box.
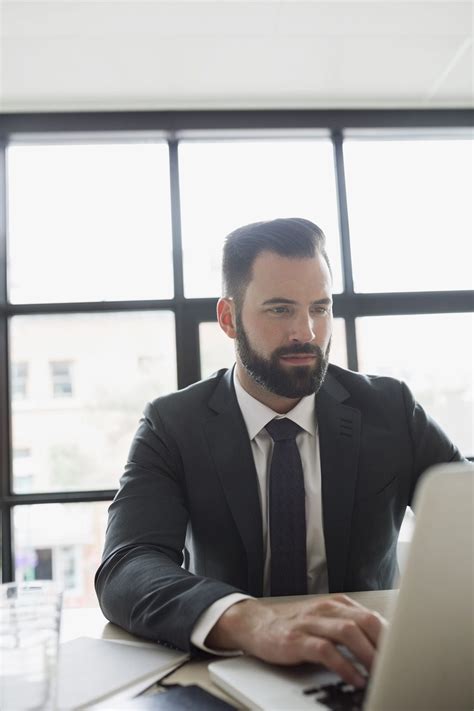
[222,217,331,306]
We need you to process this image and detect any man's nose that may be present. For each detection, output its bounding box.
[290,313,315,343]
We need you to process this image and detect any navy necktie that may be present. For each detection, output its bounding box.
[265,418,307,596]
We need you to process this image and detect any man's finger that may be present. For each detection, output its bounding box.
[302,636,367,688]
[340,607,386,647]
[308,596,386,648]
[305,616,377,672]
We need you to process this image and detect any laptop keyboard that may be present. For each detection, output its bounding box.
[302,680,367,710]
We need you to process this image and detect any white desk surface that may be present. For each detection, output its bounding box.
[60,590,397,707]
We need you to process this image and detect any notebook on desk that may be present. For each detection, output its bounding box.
[209,462,474,711]
[56,637,189,709]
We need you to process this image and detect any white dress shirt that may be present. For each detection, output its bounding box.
[191,369,328,653]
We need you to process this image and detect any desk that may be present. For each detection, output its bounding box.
[60,590,397,707]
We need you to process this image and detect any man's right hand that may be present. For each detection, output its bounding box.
[205,594,387,688]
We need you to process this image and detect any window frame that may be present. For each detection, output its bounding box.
[0,109,473,583]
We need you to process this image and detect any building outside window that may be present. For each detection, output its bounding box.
[12,448,34,493]
[59,545,82,593]
[11,362,28,399]
[15,544,82,594]
[50,360,73,397]
[138,356,161,376]
[14,503,101,604]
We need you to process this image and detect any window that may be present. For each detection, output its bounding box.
[50,361,73,397]
[344,136,473,293]
[1,111,472,595]
[179,139,344,297]
[11,362,28,399]
[11,312,177,492]
[7,143,174,304]
[14,502,109,607]
[357,313,473,455]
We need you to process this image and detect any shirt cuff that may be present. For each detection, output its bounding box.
[190,593,253,655]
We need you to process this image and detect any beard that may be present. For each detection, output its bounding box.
[235,312,331,399]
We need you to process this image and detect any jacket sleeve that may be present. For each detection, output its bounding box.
[94,401,243,652]
[401,381,467,505]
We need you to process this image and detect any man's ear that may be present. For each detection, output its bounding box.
[217,298,237,339]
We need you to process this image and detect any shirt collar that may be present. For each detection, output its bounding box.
[233,368,317,440]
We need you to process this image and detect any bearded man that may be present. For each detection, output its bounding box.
[96,218,463,688]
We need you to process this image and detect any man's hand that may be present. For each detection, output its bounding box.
[205,594,387,688]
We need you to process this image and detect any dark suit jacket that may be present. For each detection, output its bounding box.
[95,365,463,651]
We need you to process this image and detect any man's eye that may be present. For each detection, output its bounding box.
[269,306,289,314]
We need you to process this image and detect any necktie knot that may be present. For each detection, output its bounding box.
[265,417,303,442]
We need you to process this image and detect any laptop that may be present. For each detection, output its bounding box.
[209,462,474,710]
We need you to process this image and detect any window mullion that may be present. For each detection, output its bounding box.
[0,137,14,582]
[169,138,184,301]
[332,129,354,295]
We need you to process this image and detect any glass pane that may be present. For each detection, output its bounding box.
[14,502,109,608]
[199,322,236,379]
[10,311,177,492]
[357,313,473,455]
[199,318,347,379]
[7,143,173,303]
[344,138,473,292]
[179,140,343,297]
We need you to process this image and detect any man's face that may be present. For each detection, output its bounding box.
[235,250,333,399]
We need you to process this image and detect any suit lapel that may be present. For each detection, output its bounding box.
[316,373,361,592]
[202,368,361,596]
[204,369,264,597]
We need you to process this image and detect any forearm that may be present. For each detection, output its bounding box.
[95,546,241,651]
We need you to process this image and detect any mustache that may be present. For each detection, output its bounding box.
[275,343,323,357]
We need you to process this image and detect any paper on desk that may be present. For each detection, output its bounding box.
[56,637,189,710]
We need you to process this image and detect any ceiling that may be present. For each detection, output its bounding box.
[0,0,472,112]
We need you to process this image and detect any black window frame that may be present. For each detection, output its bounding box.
[1,109,473,582]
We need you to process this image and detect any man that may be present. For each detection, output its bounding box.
[95,218,463,689]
